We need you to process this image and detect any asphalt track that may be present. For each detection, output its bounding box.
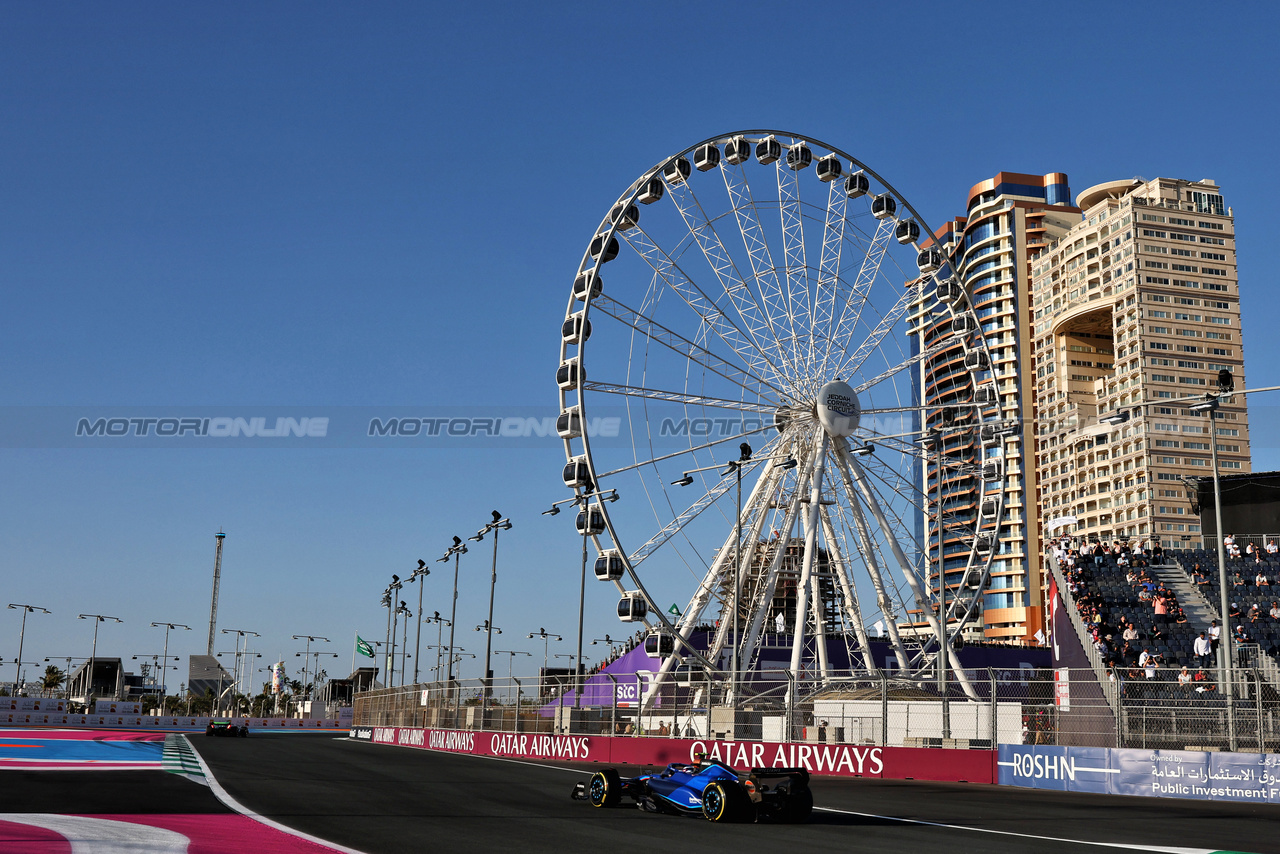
[185,733,1280,854]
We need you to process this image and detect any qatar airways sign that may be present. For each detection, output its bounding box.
[356,727,989,783]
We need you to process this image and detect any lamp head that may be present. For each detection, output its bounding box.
[739,442,752,461]
[492,510,502,523]
[452,536,462,547]
[417,559,426,569]
[673,474,694,487]
[542,505,560,516]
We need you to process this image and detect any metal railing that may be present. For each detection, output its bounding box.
[351,665,1280,752]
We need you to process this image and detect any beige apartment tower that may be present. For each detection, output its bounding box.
[1030,177,1250,549]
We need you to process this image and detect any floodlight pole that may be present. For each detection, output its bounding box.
[438,537,468,688]
[78,614,122,703]
[8,604,50,696]
[150,622,190,703]
[409,561,430,684]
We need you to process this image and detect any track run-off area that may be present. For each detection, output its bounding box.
[2,730,1279,853]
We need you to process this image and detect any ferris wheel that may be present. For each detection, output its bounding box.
[556,130,1005,699]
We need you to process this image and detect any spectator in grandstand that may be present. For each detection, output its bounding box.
[1132,543,1146,567]
[1117,551,1130,569]
[1178,666,1192,686]
[1229,602,1242,619]
[1209,620,1221,654]
[1268,539,1278,556]
[1122,622,1139,643]
[1153,594,1168,616]
[1256,569,1271,586]
[1193,669,1215,692]
[1174,606,1188,624]
[1194,631,1212,668]
[1144,655,1160,680]
[1270,602,1280,620]
[1249,602,1262,622]
[1246,542,1257,558]
[1224,533,1236,549]
[1232,571,1245,587]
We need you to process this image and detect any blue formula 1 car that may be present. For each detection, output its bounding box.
[571,755,812,823]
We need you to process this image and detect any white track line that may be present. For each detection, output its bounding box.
[814,806,1219,854]
[185,735,371,854]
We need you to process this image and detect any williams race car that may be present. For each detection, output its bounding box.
[205,718,249,737]
[571,755,811,823]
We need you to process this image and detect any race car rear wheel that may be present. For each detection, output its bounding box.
[589,769,622,807]
[781,787,813,823]
[702,780,751,822]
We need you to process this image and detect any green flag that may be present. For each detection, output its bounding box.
[668,604,681,616]
[356,635,375,658]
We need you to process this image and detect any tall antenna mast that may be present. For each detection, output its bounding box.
[207,531,226,655]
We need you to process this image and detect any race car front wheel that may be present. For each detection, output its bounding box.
[702,780,751,822]
[589,769,622,808]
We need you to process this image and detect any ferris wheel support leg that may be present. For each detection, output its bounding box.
[707,461,781,675]
[638,458,782,713]
[788,428,829,695]
[818,505,878,674]
[809,562,831,681]
[738,448,811,681]
[834,466,911,670]
[840,444,979,701]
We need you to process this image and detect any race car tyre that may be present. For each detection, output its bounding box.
[238,728,247,738]
[204,727,214,737]
[701,779,751,822]
[781,787,813,823]
[589,769,622,807]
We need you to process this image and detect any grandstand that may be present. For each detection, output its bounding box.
[1049,541,1279,749]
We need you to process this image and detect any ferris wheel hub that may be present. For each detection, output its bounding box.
[816,380,861,437]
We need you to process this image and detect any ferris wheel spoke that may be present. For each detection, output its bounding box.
[821,218,895,379]
[626,439,779,568]
[775,157,814,385]
[663,180,781,364]
[595,423,774,480]
[851,336,951,395]
[580,381,773,413]
[619,224,785,387]
[592,292,784,399]
[831,285,919,383]
[718,163,805,385]
[810,179,849,392]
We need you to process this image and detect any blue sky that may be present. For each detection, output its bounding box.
[3,2,1278,688]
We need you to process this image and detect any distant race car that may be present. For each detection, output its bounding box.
[571,755,811,823]
[205,718,249,738]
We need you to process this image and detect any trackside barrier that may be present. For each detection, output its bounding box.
[998,744,1280,805]
[0,713,342,728]
[347,725,995,784]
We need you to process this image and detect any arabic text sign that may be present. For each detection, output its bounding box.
[998,744,1280,804]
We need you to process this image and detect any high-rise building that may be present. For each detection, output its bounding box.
[909,173,1080,643]
[1029,177,1250,548]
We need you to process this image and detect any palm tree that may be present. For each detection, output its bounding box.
[40,665,65,698]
